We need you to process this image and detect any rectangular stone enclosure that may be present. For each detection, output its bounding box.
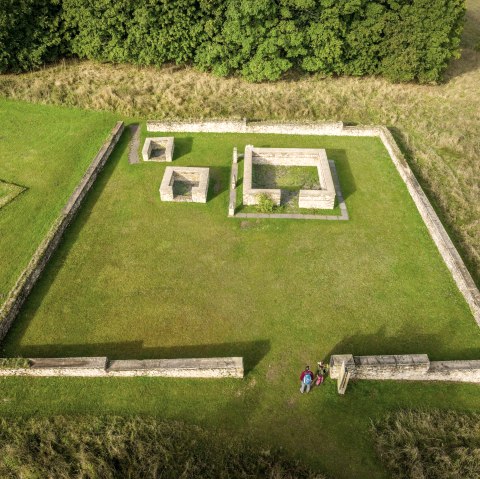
[142,137,174,162]
[160,166,210,203]
[243,146,336,209]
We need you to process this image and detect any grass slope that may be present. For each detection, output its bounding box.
[0,416,322,479]
[372,410,480,479]
[0,0,478,285]
[0,117,479,479]
[0,99,116,305]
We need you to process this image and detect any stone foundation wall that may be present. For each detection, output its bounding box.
[0,356,244,378]
[146,119,480,324]
[330,354,480,383]
[298,190,335,209]
[0,122,124,341]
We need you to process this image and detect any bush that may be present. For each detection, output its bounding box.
[372,409,480,479]
[0,416,323,478]
[0,357,29,369]
[256,193,276,213]
[0,0,466,83]
[0,0,65,73]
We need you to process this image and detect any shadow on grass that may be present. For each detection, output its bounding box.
[10,340,271,375]
[325,148,356,200]
[173,136,193,159]
[325,325,480,361]
[0,128,130,354]
[208,166,230,201]
[389,126,479,288]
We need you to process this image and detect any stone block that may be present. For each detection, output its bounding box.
[142,137,174,162]
[242,145,335,209]
[160,166,209,203]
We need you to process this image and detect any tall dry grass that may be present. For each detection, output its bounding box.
[0,416,323,479]
[0,1,479,284]
[372,409,480,479]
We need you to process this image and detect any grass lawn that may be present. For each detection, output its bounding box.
[0,107,479,478]
[1,0,478,286]
[0,99,116,304]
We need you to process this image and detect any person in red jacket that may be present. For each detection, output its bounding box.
[300,365,314,393]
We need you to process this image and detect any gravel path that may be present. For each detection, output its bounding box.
[128,124,140,164]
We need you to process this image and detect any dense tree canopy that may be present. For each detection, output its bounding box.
[0,0,466,83]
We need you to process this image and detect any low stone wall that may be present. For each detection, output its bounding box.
[0,356,244,378]
[146,118,480,325]
[147,119,344,136]
[0,122,124,341]
[330,354,480,383]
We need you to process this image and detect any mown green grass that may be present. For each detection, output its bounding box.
[0,180,25,209]
[0,99,116,304]
[0,107,479,478]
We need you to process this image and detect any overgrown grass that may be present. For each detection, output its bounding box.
[0,0,478,284]
[372,409,480,479]
[0,99,116,305]
[0,416,322,479]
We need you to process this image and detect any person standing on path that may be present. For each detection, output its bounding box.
[300,365,314,393]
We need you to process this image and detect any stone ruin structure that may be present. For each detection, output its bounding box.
[142,137,174,162]
[160,166,210,203]
[242,146,336,209]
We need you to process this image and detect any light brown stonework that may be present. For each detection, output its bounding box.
[242,146,335,209]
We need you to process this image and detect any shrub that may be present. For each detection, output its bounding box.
[0,0,467,83]
[0,0,65,73]
[0,357,30,369]
[372,409,480,479]
[256,193,276,213]
[0,416,323,478]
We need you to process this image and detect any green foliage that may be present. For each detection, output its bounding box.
[0,0,65,73]
[0,0,467,82]
[256,193,276,213]
[372,409,480,479]
[0,357,29,369]
[0,416,321,478]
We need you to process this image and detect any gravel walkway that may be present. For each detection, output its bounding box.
[128,124,140,164]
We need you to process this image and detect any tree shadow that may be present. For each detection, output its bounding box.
[325,148,356,200]
[11,340,271,375]
[173,137,193,160]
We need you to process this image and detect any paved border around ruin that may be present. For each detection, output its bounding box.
[231,160,348,220]
[0,356,244,378]
[0,122,125,341]
[127,123,140,164]
[147,119,480,325]
[330,354,480,383]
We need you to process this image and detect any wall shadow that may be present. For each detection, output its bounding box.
[389,125,479,288]
[12,339,271,375]
[173,136,193,159]
[324,325,480,362]
[325,148,356,200]
[0,128,130,351]
[207,166,230,201]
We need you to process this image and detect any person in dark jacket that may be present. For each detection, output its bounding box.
[300,365,314,393]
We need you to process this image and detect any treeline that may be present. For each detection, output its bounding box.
[0,0,466,83]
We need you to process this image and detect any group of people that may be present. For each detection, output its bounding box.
[299,362,328,393]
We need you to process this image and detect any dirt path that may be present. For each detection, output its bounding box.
[128,124,140,164]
